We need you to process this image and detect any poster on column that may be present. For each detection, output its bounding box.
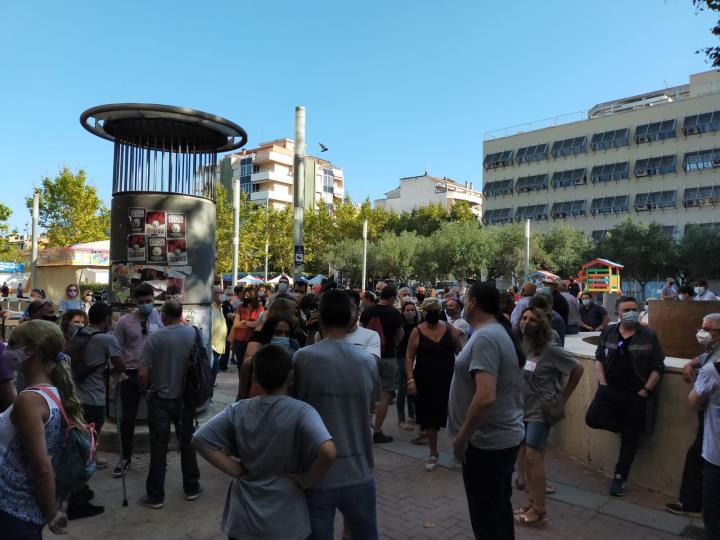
[147,236,167,263]
[167,213,186,239]
[145,211,166,237]
[129,208,146,234]
[127,234,146,262]
[167,239,188,265]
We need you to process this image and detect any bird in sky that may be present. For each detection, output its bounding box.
[319,143,328,152]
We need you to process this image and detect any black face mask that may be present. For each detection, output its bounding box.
[425,310,440,324]
[416,293,426,303]
[242,298,250,306]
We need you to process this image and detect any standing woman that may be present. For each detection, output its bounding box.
[513,307,584,527]
[406,297,463,471]
[397,300,419,430]
[0,320,86,538]
[229,288,264,367]
[58,284,83,313]
[81,291,94,314]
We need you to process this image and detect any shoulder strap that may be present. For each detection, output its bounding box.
[26,386,73,428]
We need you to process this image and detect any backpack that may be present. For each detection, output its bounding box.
[184,326,212,409]
[66,328,102,384]
[366,316,386,350]
[31,386,97,499]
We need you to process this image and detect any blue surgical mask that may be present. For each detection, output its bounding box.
[537,287,550,295]
[278,283,289,293]
[270,336,291,347]
[138,303,154,316]
[621,310,639,326]
[694,287,706,296]
[582,299,591,307]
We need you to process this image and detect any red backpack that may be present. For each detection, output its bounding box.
[366,316,386,350]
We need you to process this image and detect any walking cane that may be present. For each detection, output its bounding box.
[114,377,128,507]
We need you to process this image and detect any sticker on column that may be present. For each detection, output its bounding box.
[167,239,188,266]
[147,236,167,263]
[167,213,186,239]
[127,234,146,262]
[146,211,166,237]
[129,208,146,234]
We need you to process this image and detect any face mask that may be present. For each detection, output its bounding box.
[678,294,686,301]
[257,290,265,298]
[582,299,591,307]
[278,283,289,293]
[3,347,29,368]
[219,294,227,302]
[242,298,251,306]
[138,303,154,316]
[67,290,78,298]
[694,287,706,296]
[42,314,59,323]
[519,321,536,335]
[697,329,714,345]
[621,310,639,326]
[71,323,84,330]
[271,336,291,347]
[538,286,551,295]
[425,311,440,324]
[416,293,425,303]
[404,312,415,323]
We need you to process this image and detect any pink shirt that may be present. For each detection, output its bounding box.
[113,310,164,369]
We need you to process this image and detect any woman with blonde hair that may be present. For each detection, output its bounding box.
[0,320,87,538]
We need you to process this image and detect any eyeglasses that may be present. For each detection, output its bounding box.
[701,328,720,333]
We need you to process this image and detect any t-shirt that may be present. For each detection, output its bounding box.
[694,362,720,466]
[193,395,332,540]
[561,292,582,327]
[580,303,608,329]
[359,304,403,357]
[447,321,524,451]
[59,298,84,312]
[522,343,578,422]
[293,339,381,489]
[343,327,381,360]
[661,284,677,299]
[696,290,719,301]
[552,291,569,324]
[75,328,122,407]
[142,324,196,399]
[114,310,164,370]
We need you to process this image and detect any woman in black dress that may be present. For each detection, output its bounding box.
[406,297,464,471]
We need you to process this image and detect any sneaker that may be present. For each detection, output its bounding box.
[665,502,702,518]
[424,456,438,472]
[67,502,105,520]
[140,496,164,509]
[373,431,393,444]
[185,487,203,501]
[609,475,625,497]
[411,433,428,445]
[113,459,131,478]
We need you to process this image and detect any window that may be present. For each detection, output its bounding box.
[551,199,587,218]
[591,230,608,243]
[590,162,629,183]
[590,195,629,215]
[634,155,676,177]
[634,120,676,143]
[482,207,514,225]
[483,179,513,197]
[551,136,587,157]
[660,225,677,239]
[252,184,260,193]
[633,190,677,211]
[514,204,548,221]
[252,165,260,174]
[686,222,720,233]
[590,128,629,151]
[683,111,720,135]
[515,144,548,164]
[551,168,586,188]
[683,185,720,207]
[515,174,548,193]
[323,168,334,194]
[483,150,514,169]
[239,157,253,176]
[684,148,720,171]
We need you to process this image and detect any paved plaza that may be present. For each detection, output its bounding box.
[49,370,704,540]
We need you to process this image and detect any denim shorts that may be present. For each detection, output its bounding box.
[524,421,551,451]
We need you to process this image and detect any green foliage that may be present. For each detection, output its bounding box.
[0,204,24,262]
[677,225,720,280]
[692,0,720,67]
[533,224,593,278]
[27,167,110,247]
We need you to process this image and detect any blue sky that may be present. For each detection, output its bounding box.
[0,0,716,232]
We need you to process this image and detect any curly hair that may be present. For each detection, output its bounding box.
[518,307,552,356]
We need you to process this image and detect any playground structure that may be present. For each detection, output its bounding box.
[578,258,623,295]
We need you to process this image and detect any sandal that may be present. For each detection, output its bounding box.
[514,506,547,528]
[513,501,533,516]
[424,455,439,472]
[545,484,555,494]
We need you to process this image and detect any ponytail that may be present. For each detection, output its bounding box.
[47,356,86,429]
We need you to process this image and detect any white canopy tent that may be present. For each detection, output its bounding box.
[307,274,326,285]
[268,274,293,285]
[239,274,264,285]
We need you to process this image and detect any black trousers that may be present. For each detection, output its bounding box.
[585,385,646,480]
[462,443,519,540]
[704,460,720,540]
[679,410,705,512]
[119,370,141,461]
[68,403,107,510]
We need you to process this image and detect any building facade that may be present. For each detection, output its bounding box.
[375,174,483,216]
[219,138,345,210]
[481,71,720,241]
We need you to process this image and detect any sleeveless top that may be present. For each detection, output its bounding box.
[0,386,63,524]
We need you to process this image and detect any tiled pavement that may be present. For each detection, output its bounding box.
[47,370,704,539]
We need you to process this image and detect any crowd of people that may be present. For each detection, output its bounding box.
[0,274,718,540]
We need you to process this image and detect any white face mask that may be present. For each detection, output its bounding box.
[697,329,714,345]
[678,294,685,301]
[694,287,706,296]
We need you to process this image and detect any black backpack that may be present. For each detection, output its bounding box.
[183,326,212,409]
[67,328,103,384]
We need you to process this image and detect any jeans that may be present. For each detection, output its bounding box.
[679,410,704,512]
[396,357,415,422]
[0,509,43,540]
[704,460,720,540]
[462,443,519,540]
[146,396,200,502]
[119,369,141,460]
[305,480,379,540]
[585,385,646,479]
[219,340,230,371]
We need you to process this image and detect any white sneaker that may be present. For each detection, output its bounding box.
[424,456,438,472]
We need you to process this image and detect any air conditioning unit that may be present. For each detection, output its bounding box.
[685,200,697,207]
[636,169,649,177]
[636,135,651,144]
[712,159,720,168]
[684,126,700,135]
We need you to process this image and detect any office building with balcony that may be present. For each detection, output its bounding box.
[219,138,344,210]
[481,70,720,241]
[375,174,483,217]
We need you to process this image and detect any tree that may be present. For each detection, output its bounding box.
[482,224,526,282]
[677,224,720,281]
[428,220,484,283]
[371,231,421,283]
[214,184,234,274]
[692,0,720,66]
[27,167,110,247]
[0,204,24,262]
[534,224,593,278]
[449,200,477,223]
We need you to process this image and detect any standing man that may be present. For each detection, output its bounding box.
[113,283,163,477]
[694,280,719,301]
[220,286,235,370]
[539,276,569,325]
[446,297,470,344]
[360,285,403,444]
[666,314,720,518]
[585,296,665,496]
[559,281,582,335]
[210,287,227,392]
[293,278,308,300]
[138,300,201,508]
[661,278,678,301]
[568,278,581,299]
[510,282,537,331]
[294,290,381,539]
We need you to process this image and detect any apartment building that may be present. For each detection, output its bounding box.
[219,138,345,210]
[481,70,720,241]
[375,174,483,217]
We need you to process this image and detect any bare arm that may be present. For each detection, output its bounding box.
[405,328,420,395]
[562,364,584,401]
[452,372,497,461]
[448,324,464,353]
[395,326,404,346]
[109,355,126,372]
[192,439,243,478]
[689,389,708,410]
[236,342,260,400]
[287,440,337,490]
[639,370,661,397]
